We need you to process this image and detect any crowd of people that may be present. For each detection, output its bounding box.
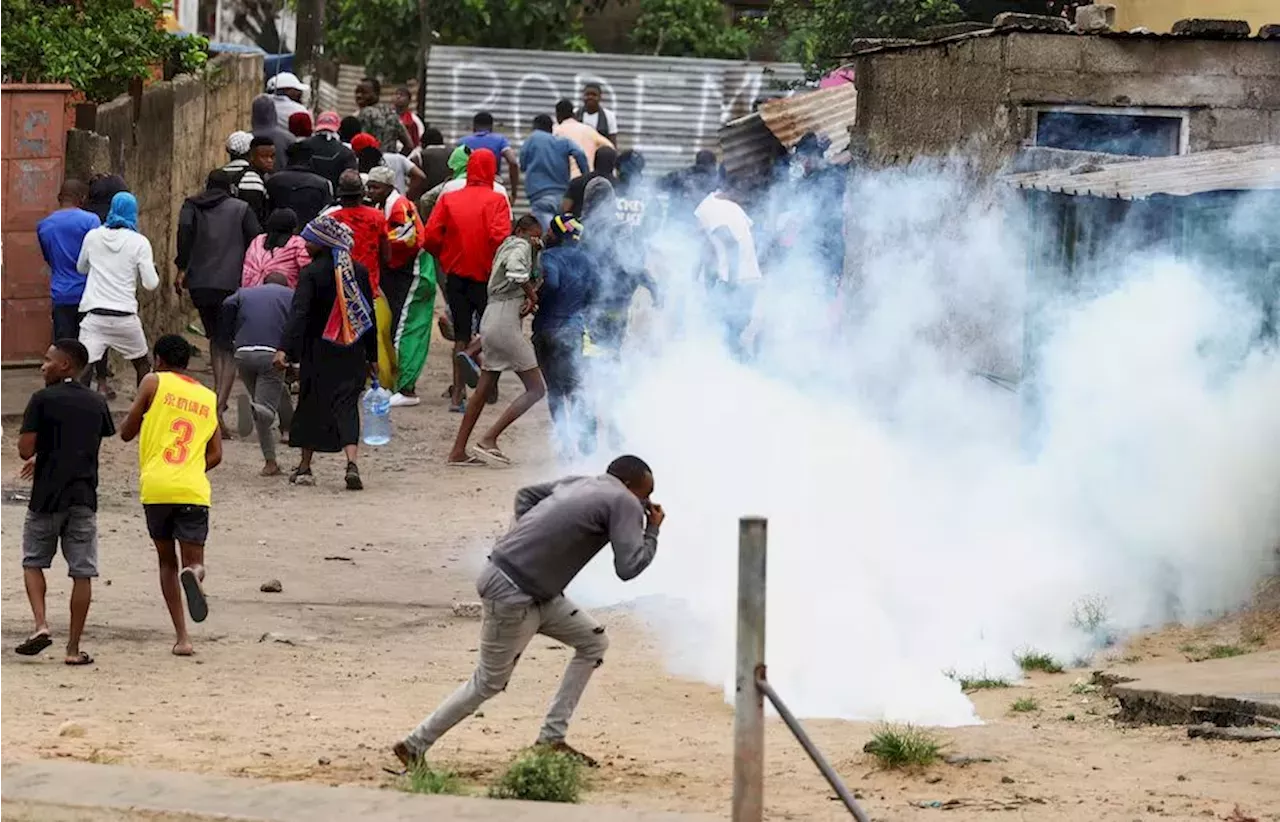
[18,75,843,762]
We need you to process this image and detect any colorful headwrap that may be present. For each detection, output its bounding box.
[300,215,373,347]
[549,213,583,243]
[105,192,139,231]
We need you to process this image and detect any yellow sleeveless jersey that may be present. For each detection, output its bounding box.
[139,372,218,506]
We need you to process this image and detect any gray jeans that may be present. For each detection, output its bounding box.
[235,349,293,461]
[404,563,609,756]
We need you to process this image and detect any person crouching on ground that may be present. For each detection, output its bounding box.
[222,273,295,476]
[15,339,115,666]
[447,214,546,467]
[395,455,665,769]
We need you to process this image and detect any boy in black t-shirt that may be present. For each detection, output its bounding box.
[16,339,115,665]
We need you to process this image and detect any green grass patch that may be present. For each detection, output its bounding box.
[404,763,465,796]
[944,668,1011,691]
[863,724,943,770]
[488,748,583,803]
[1070,678,1100,695]
[1203,644,1248,659]
[1015,650,1064,674]
[1009,697,1039,713]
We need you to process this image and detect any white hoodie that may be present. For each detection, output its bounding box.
[76,226,160,314]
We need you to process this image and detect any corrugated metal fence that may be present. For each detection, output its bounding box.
[316,47,803,175]
[421,46,802,180]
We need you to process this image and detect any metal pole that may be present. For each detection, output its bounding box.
[733,516,767,822]
[756,677,871,822]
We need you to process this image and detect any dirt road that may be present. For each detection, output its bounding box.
[3,349,1277,821]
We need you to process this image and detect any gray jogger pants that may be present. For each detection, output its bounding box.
[404,585,609,756]
[235,349,293,461]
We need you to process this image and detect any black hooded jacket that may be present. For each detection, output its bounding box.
[176,189,262,292]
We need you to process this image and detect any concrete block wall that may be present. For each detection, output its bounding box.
[83,53,261,340]
[853,32,1280,172]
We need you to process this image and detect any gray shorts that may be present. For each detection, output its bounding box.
[23,506,99,578]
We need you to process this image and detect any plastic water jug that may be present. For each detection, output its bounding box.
[361,381,393,446]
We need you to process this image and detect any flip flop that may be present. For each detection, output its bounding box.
[447,455,487,468]
[449,400,467,414]
[15,633,52,656]
[65,651,94,666]
[181,568,209,623]
[472,445,512,466]
[455,352,481,389]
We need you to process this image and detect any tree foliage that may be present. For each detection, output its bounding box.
[326,0,609,82]
[764,0,964,75]
[1,0,209,103]
[631,0,753,59]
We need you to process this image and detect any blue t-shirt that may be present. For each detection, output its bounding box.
[37,208,101,306]
[459,131,511,171]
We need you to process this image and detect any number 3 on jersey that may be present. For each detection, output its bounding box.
[164,418,196,465]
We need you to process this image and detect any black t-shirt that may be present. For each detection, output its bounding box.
[21,380,116,514]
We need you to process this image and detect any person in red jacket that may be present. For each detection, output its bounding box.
[423,148,512,410]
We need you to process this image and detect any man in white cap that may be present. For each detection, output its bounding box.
[266,72,309,129]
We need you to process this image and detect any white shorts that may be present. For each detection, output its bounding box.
[79,312,149,361]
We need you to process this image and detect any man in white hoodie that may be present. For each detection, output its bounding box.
[76,192,160,389]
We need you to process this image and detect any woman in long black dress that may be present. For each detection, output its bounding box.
[274,215,377,490]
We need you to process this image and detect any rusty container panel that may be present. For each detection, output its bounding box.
[4,156,64,232]
[2,296,52,362]
[5,87,69,160]
[1,230,49,300]
[2,84,72,364]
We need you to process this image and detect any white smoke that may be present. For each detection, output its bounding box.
[561,160,1280,726]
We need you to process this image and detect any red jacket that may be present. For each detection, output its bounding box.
[423,149,511,281]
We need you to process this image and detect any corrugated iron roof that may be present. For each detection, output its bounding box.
[844,24,1280,58]
[1004,143,1280,199]
[720,83,858,178]
[758,83,857,156]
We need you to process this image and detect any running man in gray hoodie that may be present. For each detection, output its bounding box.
[394,455,665,769]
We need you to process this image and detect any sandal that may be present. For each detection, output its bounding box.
[15,633,52,656]
[290,467,315,486]
[180,568,208,623]
[472,445,511,466]
[455,352,481,389]
[447,455,487,468]
[65,651,94,666]
[345,462,364,491]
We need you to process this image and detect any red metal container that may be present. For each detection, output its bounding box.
[2,83,73,364]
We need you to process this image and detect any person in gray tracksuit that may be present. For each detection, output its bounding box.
[395,455,665,768]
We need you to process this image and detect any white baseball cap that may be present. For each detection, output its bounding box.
[267,72,305,93]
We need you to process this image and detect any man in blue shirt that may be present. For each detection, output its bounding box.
[37,180,101,342]
[519,114,589,230]
[458,112,520,204]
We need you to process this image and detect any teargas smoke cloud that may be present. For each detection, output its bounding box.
[561,158,1280,726]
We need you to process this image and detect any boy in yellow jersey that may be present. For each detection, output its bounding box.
[121,335,222,656]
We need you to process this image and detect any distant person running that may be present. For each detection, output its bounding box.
[15,339,115,665]
[446,214,546,467]
[394,455,665,770]
[120,335,222,657]
[76,192,159,393]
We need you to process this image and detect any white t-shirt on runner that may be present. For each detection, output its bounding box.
[581,107,618,137]
[695,193,762,284]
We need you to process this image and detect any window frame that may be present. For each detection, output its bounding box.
[1028,104,1191,157]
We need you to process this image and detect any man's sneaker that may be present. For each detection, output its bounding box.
[535,740,599,768]
[389,392,420,408]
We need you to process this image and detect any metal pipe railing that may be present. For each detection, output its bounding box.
[732,516,869,822]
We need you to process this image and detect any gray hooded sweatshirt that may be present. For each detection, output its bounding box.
[252,95,296,170]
